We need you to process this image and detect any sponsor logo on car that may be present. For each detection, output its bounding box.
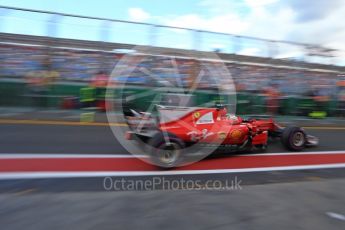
[218,132,227,140]
[230,129,243,140]
[193,112,201,119]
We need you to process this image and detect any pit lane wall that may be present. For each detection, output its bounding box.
[0,78,342,117]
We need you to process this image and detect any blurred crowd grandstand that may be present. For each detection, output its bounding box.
[1,6,345,117]
[1,37,344,95]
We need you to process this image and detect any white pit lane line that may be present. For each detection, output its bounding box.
[0,164,345,180]
[326,212,345,221]
[0,150,345,159]
[0,154,144,159]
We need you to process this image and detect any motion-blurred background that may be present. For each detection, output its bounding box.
[0,1,345,120]
[1,2,345,230]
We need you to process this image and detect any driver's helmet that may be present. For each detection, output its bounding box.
[227,114,242,124]
[218,107,227,118]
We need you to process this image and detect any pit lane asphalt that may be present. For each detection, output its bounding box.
[1,123,345,230]
[1,178,345,230]
[0,123,345,154]
[0,123,345,193]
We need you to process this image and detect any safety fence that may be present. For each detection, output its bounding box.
[0,79,344,117]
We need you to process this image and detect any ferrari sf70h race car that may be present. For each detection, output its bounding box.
[125,105,319,167]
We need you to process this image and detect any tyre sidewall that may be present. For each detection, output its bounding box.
[281,127,306,151]
[147,132,185,168]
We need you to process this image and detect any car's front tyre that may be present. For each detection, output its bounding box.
[281,126,306,151]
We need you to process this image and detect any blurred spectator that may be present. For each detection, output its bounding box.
[337,81,345,116]
[263,83,281,115]
[24,55,59,108]
[90,71,109,88]
[89,71,109,111]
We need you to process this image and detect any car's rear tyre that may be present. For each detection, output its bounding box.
[281,126,306,151]
[148,132,185,168]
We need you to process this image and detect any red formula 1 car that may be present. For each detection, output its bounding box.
[125,105,319,167]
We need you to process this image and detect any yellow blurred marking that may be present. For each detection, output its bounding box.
[305,176,322,181]
[303,127,345,130]
[0,119,345,129]
[80,112,95,123]
[14,188,37,196]
[0,119,126,127]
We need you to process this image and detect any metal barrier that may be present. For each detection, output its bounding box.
[1,78,345,117]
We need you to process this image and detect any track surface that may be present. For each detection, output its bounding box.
[1,122,345,230]
[1,178,345,230]
[1,124,345,154]
[1,122,345,190]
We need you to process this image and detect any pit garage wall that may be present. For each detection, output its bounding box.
[0,78,339,116]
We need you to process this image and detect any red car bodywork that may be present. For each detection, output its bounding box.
[125,105,318,167]
[156,107,276,146]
